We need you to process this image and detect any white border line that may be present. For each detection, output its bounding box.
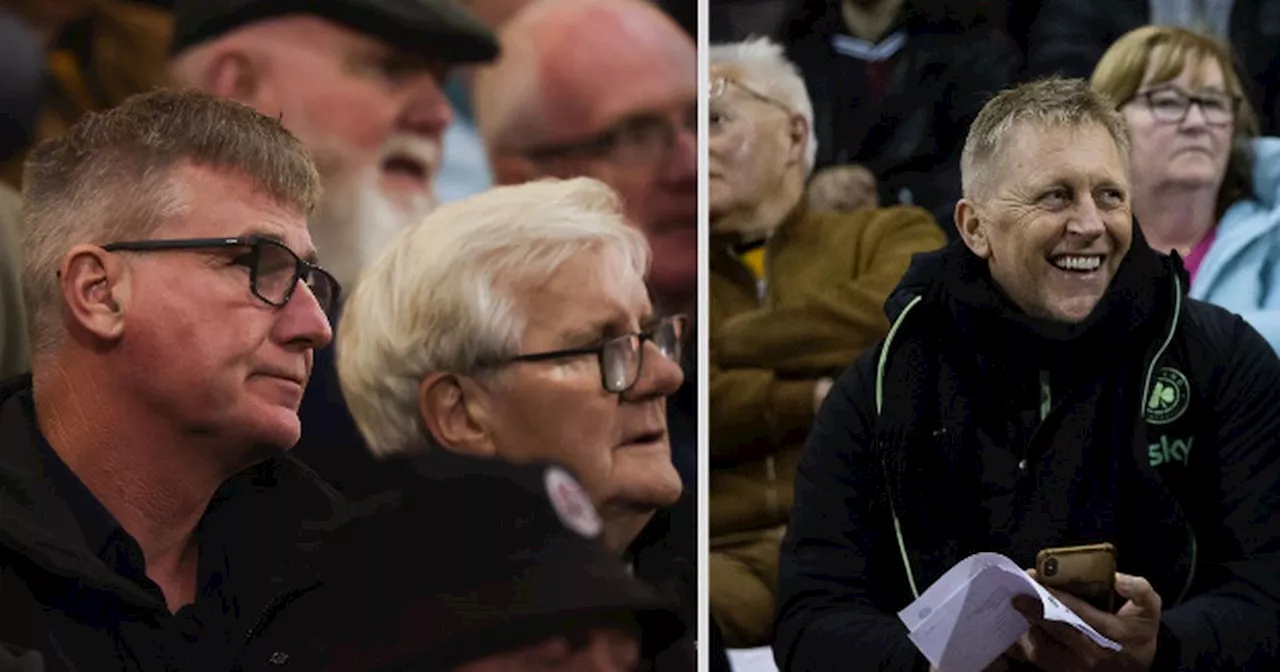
[696,0,711,666]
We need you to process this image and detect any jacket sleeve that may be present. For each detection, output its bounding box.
[1158,312,1280,669]
[1025,0,1111,79]
[709,363,817,466]
[1225,309,1280,355]
[773,347,929,672]
[715,207,945,374]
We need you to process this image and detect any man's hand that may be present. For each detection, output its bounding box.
[1011,572,1162,671]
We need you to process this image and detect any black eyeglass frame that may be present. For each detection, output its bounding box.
[521,107,696,165]
[1126,87,1242,126]
[100,235,341,315]
[502,314,688,394]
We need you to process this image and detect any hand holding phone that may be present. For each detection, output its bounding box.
[1034,542,1118,613]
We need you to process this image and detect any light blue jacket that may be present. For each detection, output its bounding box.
[1191,137,1280,353]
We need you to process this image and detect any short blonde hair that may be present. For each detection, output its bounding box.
[336,177,649,456]
[961,78,1130,201]
[709,36,817,175]
[21,88,320,359]
[1091,25,1257,216]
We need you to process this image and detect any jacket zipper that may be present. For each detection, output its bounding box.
[240,581,318,662]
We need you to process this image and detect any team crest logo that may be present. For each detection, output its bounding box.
[544,466,602,539]
[1146,367,1190,425]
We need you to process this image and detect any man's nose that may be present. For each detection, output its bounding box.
[397,73,453,138]
[624,340,684,400]
[659,122,697,184]
[277,281,333,351]
[1069,198,1107,237]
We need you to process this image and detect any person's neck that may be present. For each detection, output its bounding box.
[712,176,804,247]
[33,361,244,613]
[1134,182,1219,255]
[842,0,907,42]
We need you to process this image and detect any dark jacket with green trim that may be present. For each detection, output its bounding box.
[774,239,1280,671]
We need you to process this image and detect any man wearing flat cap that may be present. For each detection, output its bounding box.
[275,450,685,671]
[168,0,499,497]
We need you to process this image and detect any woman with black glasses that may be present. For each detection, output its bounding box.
[1092,25,1280,350]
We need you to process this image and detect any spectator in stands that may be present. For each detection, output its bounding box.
[1028,0,1280,136]
[335,177,693,670]
[708,37,945,649]
[777,0,1020,235]
[304,450,686,672]
[775,77,1280,670]
[473,0,697,322]
[168,0,499,497]
[0,184,24,380]
[0,89,346,671]
[1092,25,1280,352]
[807,163,879,214]
[0,0,174,187]
[471,8,699,657]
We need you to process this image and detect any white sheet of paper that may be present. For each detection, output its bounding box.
[897,553,1121,672]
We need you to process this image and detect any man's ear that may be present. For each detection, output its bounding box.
[788,113,810,168]
[61,244,129,343]
[417,372,498,457]
[205,49,275,112]
[955,199,991,259]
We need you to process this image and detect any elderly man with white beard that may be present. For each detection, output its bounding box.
[168,0,499,495]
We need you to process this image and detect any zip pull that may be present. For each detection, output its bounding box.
[1039,370,1051,422]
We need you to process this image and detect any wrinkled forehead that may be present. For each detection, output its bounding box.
[537,8,694,139]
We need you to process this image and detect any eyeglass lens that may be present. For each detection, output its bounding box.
[600,319,684,393]
[252,241,336,314]
[1147,89,1235,124]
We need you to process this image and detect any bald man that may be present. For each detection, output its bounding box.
[473,0,697,318]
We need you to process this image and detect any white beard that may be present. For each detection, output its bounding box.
[308,141,438,294]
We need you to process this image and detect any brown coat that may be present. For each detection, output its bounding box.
[709,203,945,539]
[1,0,173,188]
[0,184,26,379]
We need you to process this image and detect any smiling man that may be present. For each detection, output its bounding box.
[774,78,1280,671]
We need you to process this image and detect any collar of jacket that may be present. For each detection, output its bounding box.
[0,373,347,611]
[884,220,1187,366]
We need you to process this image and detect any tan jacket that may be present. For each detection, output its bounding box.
[709,203,945,538]
[1,0,173,188]
[0,183,27,379]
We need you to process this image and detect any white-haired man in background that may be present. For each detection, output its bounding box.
[707,36,945,648]
[336,176,694,669]
[167,0,500,495]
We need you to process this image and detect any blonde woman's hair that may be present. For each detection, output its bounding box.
[1091,25,1257,215]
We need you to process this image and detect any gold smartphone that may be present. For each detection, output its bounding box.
[1035,542,1118,613]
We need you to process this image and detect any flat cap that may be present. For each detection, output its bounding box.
[169,0,499,64]
[313,450,687,670]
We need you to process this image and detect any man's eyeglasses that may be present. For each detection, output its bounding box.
[1130,87,1240,126]
[709,76,792,114]
[501,314,687,394]
[524,106,696,167]
[101,235,341,317]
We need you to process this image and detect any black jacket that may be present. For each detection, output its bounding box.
[775,240,1280,670]
[0,375,347,672]
[1027,0,1280,136]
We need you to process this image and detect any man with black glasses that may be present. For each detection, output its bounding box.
[335,177,694,670]
[0,89,346,671]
